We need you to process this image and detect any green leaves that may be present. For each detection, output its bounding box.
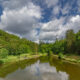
[52,40,65,54]
[58,53,64,59]
[0,30,38,56]
[0,48,8,58]
[38,29,80,55]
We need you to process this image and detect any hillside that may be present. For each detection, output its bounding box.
[0,29,38,56]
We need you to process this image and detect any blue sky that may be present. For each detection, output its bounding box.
[0,0,80,43]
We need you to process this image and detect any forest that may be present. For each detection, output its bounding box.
[0,29,80,62]
[0,30,38,59]
[39,29,80,55]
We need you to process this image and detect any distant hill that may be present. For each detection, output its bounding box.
[0,29,38,55]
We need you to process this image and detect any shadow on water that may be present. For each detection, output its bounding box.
[0,56,80,80]
[48,56,80,80]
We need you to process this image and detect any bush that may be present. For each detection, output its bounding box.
[58,53,64,59]
[0,48,8,58]
[47,51,53,56]
[0,60,4,64]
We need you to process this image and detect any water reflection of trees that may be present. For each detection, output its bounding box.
[0,56,80,80]
[0,58,38,78]
[48,56,80,80]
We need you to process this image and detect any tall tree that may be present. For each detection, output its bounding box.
[75,30,80,54]
[66,29,76,53]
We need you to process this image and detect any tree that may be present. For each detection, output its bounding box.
[66,29,76,53]
[75,30,80,54]
[52,40,65,54]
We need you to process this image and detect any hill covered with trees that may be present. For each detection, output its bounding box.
[0,29,38,58]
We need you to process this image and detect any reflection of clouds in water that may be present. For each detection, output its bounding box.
[1,60,69,80]
[0,78,3,80]
[59,71,69,80]
[30,60,69,80]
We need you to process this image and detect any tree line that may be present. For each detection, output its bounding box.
[39,29,80,55]
[0,29,80,59]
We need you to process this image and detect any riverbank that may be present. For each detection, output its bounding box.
[0,53,47,64]
[1,53,80,64]
[52,54,80,64]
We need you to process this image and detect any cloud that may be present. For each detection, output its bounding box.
[0,0,80,43]
[44,0,60,17]
[41,18,65,32]
[39,17,67,41]
[0,1,42,41]
[52,6,60,15]
[45,0,59,7]
[39,15,80,42]
[1,0,31,10]
[69,15,80,32]
[77,0,80,12]
[61,3,71,15]
[70,15,80,22]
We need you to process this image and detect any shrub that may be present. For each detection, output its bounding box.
[0,48,8,58]
[0,60,4,64]
[58,53,64,59]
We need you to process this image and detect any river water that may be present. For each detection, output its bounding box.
[0,56,80,80]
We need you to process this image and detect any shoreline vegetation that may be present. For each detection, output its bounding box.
[0,29,80,65]
[1,53,80,65]
[0,54,47,64]
[52,53,80,64]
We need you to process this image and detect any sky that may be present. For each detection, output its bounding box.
[0,0,80,43]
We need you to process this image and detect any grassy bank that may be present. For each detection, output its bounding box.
[52,54,80,64]
[0,53,47,64]
[64,55,80,63]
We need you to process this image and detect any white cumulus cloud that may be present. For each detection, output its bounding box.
[39,15,80,42]
[0,1,42,41]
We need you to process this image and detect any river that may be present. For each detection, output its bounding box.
[0,56,80,80]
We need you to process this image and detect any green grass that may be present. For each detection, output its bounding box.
[52,53,80,64]
[0,53,47,64]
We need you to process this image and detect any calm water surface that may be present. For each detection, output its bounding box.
[0,56,80,80]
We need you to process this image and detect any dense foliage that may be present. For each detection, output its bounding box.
[0,29,80,59]
[0,30,38,57]
[39,30,80,55]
